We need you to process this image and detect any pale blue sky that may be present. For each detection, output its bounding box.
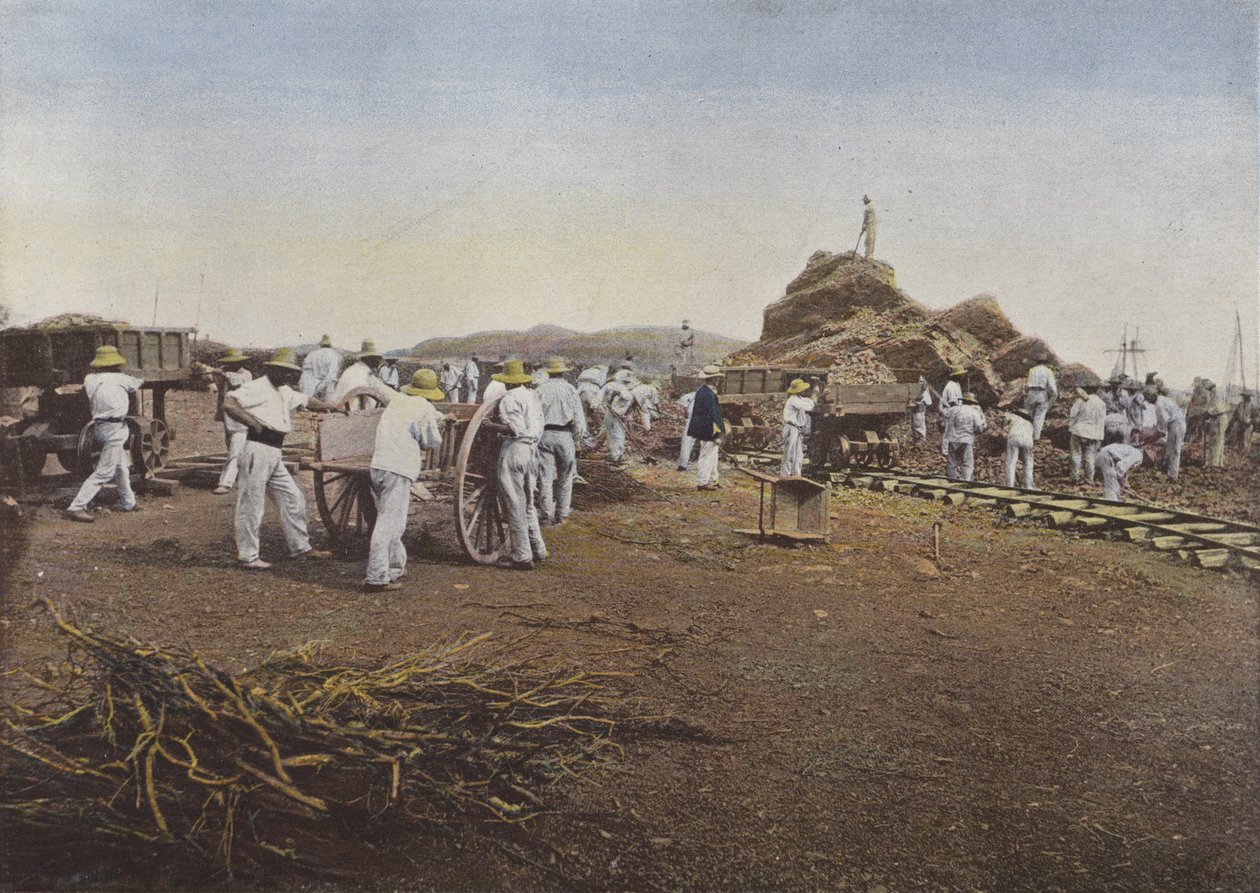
[2,1,1256,386]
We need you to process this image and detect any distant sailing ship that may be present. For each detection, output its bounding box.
[1105,326,1152,383]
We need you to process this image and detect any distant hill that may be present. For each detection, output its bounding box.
[397,324,748,378]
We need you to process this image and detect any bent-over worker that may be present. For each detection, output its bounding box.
[600,368,637,464]
[1096,441,1148,501]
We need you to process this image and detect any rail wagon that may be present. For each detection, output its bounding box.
[807,381,922,469]
[0,324,193,484]
[308,390,518,565]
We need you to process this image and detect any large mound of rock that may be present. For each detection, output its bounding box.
[729,250,1089,404]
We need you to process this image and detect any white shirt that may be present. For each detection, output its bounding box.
[463,359,480,382]
[440,366,463,391]
[600,379,635,417]
[947,404,987,444]
[302,347,342,387]
[332,361,396,405]
[783,395,815,430]
[1153,395,1185,431]
[378,364,401,389]
[632,382,661,415]
[1069,394,1106,440]
[913,383,933,411]
[1098,442,1144,476]
[232,375,308,433]
[84,372,144,420]
[483,379,507,403]
[499,386,544,442]
[222,369,253,433]
[370,393,442,481]
[537,378,588,440]
[1027,365,1057,397]
[940,380,963,412]
[1005,412,1033,448]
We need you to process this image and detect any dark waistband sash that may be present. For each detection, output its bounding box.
[246,427,286,448]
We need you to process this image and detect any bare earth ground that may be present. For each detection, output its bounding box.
[2,390,1258,892]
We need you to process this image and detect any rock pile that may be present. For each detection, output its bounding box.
[730,251,1094,403]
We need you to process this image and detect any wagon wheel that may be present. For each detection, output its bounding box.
[877,436,899,469]
[337,387,386,413]
[314,467,377,551]
[129,417,171,472]
[58,421,102,477]
[453,396,510,565]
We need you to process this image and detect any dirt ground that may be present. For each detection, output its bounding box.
[2,390,1258,892]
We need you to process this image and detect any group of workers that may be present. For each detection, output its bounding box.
[906,362,1255,501]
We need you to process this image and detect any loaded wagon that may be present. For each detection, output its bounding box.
[672,365,826,451]
[0,324,193,484]
[807,381,922,469]
[308,392,516,565]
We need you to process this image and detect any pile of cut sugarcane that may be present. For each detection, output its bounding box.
[1,599,633,881]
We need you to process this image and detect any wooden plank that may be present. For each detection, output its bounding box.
[1150,535,1186,551]
[733,527,828,542]
[1192,549,1232,568]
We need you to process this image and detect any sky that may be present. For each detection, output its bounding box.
[1,1,1256,388]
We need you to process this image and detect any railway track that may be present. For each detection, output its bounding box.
[833,467,1260,577]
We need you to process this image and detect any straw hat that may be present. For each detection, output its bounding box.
[949,366,967,378]
[786,378,810,395]
[219,348,249,365]
[492,359,534,385]
[357,339,382,359]
[696,364,726,379]
[89,345,127,368]
[545,356,573,374]
[264,348,302,371]
[319,334,333,347]
[962,392,980,405]
[404,369,445,400]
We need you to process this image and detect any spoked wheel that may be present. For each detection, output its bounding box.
[129,417,171,472]
[877,436,899,469]
[58,421,101,477]
[314,468,378,551]
[453,396,509,565]
[337,387,386,413]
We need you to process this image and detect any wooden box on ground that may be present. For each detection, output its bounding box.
[735,467,830,543]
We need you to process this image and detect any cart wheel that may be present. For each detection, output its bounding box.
[129,417,171,472]
[58,422,101,477]
[453,396,510,565]
[878,436,899,468]
[336,387,386,413]
[314,468,377,551]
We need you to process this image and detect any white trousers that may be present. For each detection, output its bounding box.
[911,409,927,442]
[218,428,248,488]
[678,433,697,469]
[1070,435,1100,483]
[946,442,974,481]
[1167,419,1186,477]
[1025,389,1051,440]
[640,410,653,432]
[1098,454,1131,501]
[537,430,577,523]
[780,424,805,477]
[940,408,953,456]
[366,468,411,585]
[498,440,547,562]
[696,439,720,486]
[604,412,627,461]
[234,440,311,562]
[466,381,479,404]
[69,421,135,511]
[1005,439,1034,489]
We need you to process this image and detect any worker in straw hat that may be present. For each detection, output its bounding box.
[939,366,966,457]
[482,358,511,404]
[779,378,816,478]
[945,392,986,482]
[1003,406,1036,489]
[331,339,396,410]
[534,357,588,526]
[688,365,727,490]
[63,345,145,522]
[486,359,547,569]
[299,334,342,400]
[212,348,253,496]
[363,368,447,592]
[223,348,345,570]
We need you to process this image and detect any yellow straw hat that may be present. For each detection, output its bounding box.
[219,348,249,365]
[545,356,573,374]
[950,366,967,378]
[696,364,725,379]
[786,378,810,395]
[319,334,333,347]
[89,345,127,368]
[492,359,534,385]
[264,348,302,371]
[357,339,382,359]
[404,369,445,400]
[962,392,980,405]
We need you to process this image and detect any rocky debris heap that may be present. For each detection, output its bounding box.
[729,250,1095,403]
[17,313,127,329]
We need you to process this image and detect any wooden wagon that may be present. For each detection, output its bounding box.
[307,391,512,565]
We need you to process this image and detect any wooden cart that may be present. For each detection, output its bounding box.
[307,393,512,565]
